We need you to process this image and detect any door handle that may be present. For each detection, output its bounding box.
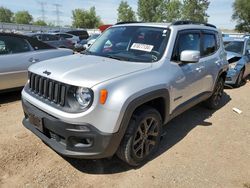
[215,60,221,66]
[195,66,205,72]
[29,58,40,63]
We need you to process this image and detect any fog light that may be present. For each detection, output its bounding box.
[69,137,93,148]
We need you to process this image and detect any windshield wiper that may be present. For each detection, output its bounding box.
[105,54,131,61]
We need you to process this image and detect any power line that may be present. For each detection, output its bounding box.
[37,1,47,21]
[53,3,62,26]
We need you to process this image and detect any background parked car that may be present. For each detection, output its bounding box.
[224,36,250,87]
[74,34,100,52]
[0,33,73,92]
[26,33,74,49]
[66,30,89,40]
[54,32,80,45]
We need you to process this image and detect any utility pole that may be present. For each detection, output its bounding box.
[38,1,46,21]
[53,3,62,26]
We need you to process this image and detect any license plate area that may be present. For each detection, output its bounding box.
[29,113,43,132]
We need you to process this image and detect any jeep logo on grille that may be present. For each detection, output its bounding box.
[43,70,51,76]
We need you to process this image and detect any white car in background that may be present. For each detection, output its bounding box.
[0,33,73,92]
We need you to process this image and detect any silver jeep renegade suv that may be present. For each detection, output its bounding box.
[22,21,228,166]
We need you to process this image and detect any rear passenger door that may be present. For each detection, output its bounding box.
[201,31,221,92]
[171,30,207,109]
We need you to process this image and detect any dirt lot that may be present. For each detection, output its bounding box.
[0,82,250,188]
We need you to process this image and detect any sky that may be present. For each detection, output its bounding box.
[0,0,236,29]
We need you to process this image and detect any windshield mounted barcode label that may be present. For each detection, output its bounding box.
[131,43,154,52]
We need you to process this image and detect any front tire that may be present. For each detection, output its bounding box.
[205,77,224,109]
[235,69,244,87]
[116,106,162,166]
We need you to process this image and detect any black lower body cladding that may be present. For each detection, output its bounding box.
[22,88,170,160]
[22,99,120,159]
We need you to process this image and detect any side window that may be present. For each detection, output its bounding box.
[44,34,59,41]
[60,34,72,39]
[49,35,59,41]
[0,39,8,55]
[42,34,50,41]
[31,34,42,41]
[0,36,30,54]
[246,40,250,50]
[26,37,55,50]
[172,32,200,61]
[202,33,216,56]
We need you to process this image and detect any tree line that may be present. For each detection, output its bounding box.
[0,7,47,26]
[118,0,209,23]
[0,0,249,32]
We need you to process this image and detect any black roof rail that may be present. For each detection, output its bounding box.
[115,21,143,25]
[172,20,216,28]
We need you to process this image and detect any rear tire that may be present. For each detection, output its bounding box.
[205,77,224,109]
[116,106,162,167]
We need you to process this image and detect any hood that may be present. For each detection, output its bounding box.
[29,54,151,88]
[226,51,242,63]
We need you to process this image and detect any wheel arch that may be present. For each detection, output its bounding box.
[122,89,170,125]
[110,88,170,155]
[219,70,227,81]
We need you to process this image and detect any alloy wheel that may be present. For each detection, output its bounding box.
[132,117,159,159]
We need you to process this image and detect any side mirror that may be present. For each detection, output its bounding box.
[180,50,200,63]
[246,49,250,55]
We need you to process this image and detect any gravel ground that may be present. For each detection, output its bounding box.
[0,81,250,188]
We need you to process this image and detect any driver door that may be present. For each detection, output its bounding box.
[170,30,206,112]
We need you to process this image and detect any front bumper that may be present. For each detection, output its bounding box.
[22,99,121,159]
[225,69,239,85]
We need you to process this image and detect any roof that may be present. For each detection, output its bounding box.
[112,21,217,31]
[0,32,31,40]
[25,33,50,36]
[113,22,171,28]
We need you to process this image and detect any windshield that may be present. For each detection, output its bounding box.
[224,41,244,54]
[87,26,169,62]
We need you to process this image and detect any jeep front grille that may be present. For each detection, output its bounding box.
[28,72,67,106]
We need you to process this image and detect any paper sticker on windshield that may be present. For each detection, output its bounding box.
[131,43,154,52]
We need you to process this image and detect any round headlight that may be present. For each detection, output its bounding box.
[75,88,92,109]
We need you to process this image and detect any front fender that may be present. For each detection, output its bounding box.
[106,88,170,155]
